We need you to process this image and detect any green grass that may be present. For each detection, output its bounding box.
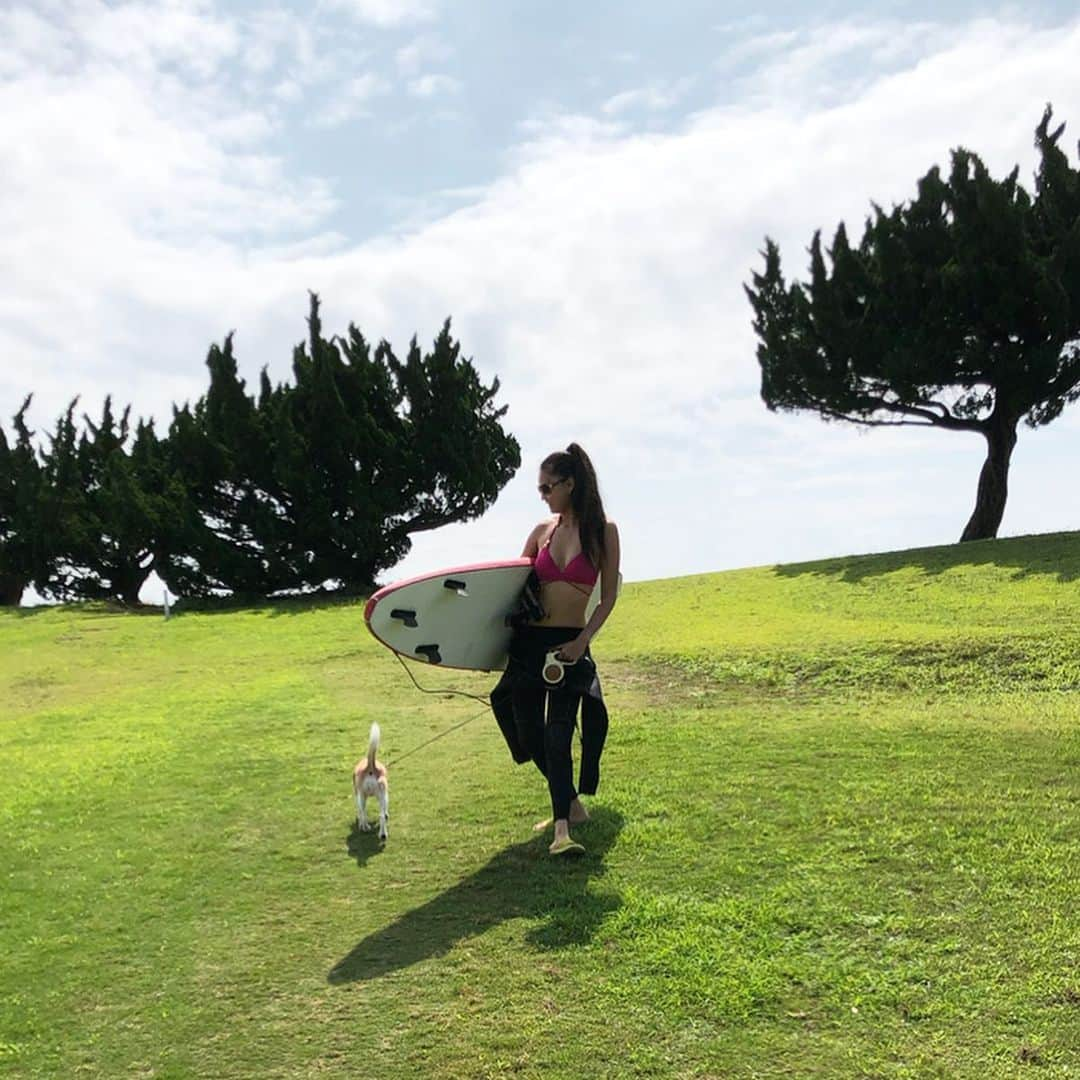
[2,530,1079,1078]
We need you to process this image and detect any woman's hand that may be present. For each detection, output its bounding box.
[556,636,588,664]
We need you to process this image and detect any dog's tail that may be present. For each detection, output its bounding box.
[366,722,381,772]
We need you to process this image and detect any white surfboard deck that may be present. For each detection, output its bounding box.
[364,558,611,672]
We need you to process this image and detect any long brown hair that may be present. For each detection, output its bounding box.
[541,443,607,567]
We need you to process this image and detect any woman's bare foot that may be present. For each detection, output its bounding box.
[533,798,589,832]
[549,818,584,856]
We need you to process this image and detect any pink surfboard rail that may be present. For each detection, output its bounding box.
[363,557,533,625]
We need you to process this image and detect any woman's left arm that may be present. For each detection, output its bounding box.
[561,522,620,661]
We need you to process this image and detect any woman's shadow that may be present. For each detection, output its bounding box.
[328,807,625,984]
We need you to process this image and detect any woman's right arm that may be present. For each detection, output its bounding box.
[520,522,544,559]
[521,519,553,559]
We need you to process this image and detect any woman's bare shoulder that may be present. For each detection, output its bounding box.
[522,516,559,556]
[529,516,559,538]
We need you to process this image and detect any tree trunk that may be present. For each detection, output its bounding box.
[0,574,25,606]
[960,417,1018,542]
[115,564,151,607]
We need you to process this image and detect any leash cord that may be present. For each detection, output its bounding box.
[383,652,493,768]
[384,653,583,768]
[385,706,490,768]
[393,651,493,706]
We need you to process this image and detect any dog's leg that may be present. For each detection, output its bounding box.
[356,787,370,831]
[377,784,389,840]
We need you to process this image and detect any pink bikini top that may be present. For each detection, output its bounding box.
[534,519,599,589]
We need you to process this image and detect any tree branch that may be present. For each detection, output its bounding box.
[399,515,447,535]
[889,400,975,429]
[819,402,983,431]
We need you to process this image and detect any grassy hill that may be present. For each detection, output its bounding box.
[2,531,1078,1078]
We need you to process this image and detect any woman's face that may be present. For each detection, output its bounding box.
[537,469,573,513]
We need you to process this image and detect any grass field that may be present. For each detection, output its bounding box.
[2,531,1079,1078]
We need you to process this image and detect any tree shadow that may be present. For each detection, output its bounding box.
[328,807,625,984]
[172,592,369,617]
[771,529,1080,585]
[6,599,173,618]
[5,594,372,618]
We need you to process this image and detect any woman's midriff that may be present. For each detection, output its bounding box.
[530,580,591,629]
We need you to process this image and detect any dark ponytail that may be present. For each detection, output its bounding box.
[541,442,608,567]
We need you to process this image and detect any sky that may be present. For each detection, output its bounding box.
[3,0,1079,600]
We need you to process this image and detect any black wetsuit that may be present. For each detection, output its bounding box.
[490,625,609,819]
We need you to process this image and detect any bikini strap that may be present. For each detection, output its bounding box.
[540,515,561,550]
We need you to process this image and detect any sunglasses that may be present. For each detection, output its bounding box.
[537,478,568,496]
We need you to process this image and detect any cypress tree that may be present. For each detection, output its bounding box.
[159,336,293,598]
[161,294,520,598]
[272,295,408,591]
[382,319,520,543]
[35,401,87,601]
[39,398,169,605]
[0,397,45,606]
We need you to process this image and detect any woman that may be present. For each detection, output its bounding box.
[507,442,620,856]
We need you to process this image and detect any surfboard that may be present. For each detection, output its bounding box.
[364,558,532,672]
[363,558,614,672]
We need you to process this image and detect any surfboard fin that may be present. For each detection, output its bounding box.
[390,608,418,628]
[414,644,442,664]
[443,578,469,597]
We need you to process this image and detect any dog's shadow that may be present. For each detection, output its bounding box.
[346,819,387,866]
[328,807,625,984]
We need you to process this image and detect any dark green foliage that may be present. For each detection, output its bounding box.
[160,336,294,598]
[3,295,518,603]
[746,106,1080,541]
[36,399,186,605]
[0,398,45,606]
[158,293,520,598]
[382,319,521,538]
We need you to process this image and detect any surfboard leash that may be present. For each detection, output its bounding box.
[393,651,493,706]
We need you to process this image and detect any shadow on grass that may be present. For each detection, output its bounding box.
[6,599,179,618]
[328,807,625,984]
[346,819,387,867]
[5,593,372,618]
[772,529,1080,585]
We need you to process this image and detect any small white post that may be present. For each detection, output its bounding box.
[163,588,171,620]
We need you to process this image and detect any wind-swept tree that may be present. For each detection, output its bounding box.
[746,106,1080,541]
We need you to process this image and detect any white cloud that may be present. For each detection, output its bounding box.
[0,0,338,425]
[326,15,1080,579]
[318,0,435,28]
[4,9,1080,593]
[395,34,452,75]
[407,72,461,98]
[719,20,940,106]
[0,6,74,76]
[72,0,241,79]
[313,72,391,127]
[601,78,694,116]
